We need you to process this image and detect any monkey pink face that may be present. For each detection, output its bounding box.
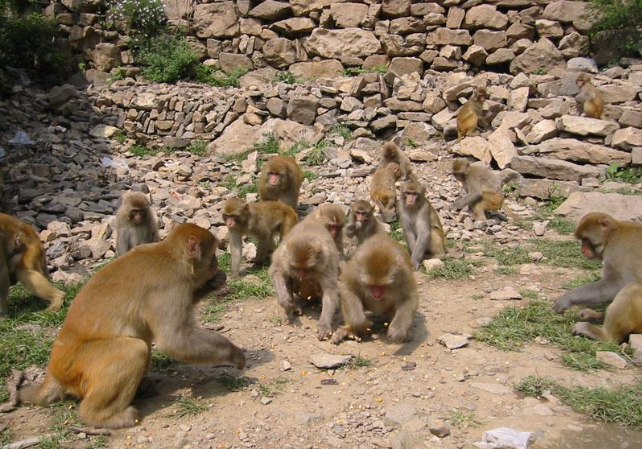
[369,285,387,299]
[405,192,418,206]
[268,172,281,186]
[130,209,145,225]
[576,79,585,88]
[580,238,600,260]
[223,215,236,228]
[355,211,369,223]
[327,224,343,238]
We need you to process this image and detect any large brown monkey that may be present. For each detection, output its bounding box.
[0,214,64,318]
[575,73,603,119]
[115,192,159,257]
[306,204,346,258]
[332,234,418,344]
[268,217,340,340]
[258,156,304,209]
[457,87,488,141]
[345,200,386,245]
[572,282,642,344]
[451,159,504,221]
[398,179,446,269]
[377,141,412,180]
[370,162,401,223]
[20,224,245,428]
[222,198,298,277]
[553,213,642,313]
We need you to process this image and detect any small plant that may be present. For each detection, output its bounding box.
[589,0,642,59]
[531,239,601,270]
[449,410,479,429]
[343,65,387,76]
[151,349,177,369]
[112,130,128,144]
[106,0,166,36]
[258,377,289,397]
[346,356,373,370]
[137,34,200,83]
[388,221,405,243]
[483,243,531,266]
[548,217,575,235]
[304,140,329,166]
[275,70,297,84]
[496,266,518,276]
[186,140,208,156]
[606,164,642,183]
[109,67,126,82]
[196,66,248,88]
[405,138,417,148]
[427,258,477,280]
[502,182,518,194]
[201,303,226,323]
[303,170,319,181]
[515,376,556,397]
[173,396,208,418]
[217,375,252,391]
[128,143,158,157]
[519,290,540,300]
[533,67,548,75]
[217,253,273,300]
[331,123,351,140]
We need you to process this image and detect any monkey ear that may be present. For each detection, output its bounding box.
[600,216,611,229]
[186,236,201,258]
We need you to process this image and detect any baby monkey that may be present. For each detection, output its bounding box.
[575,73,603,119]
[456,86,488,141]
[115,192,159,257]
[345,200,386,246]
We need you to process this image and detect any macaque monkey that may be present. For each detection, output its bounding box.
[268,217,340,340]
[332,234,418,344]
[306,204,346,258]
[572,282,642,344]
[222,198,298,277]
[0,213,64,318]
[451,158,504,221]
[345,200,386,245]
[19,223,245,428]
[553,213,642,314]
[370,162,401,223]
[377,141,412,180]
[457,87,488,141]
[258,155,304,209]
[115,192,159,257]
[575,73,603,119]
[398,179,446,269]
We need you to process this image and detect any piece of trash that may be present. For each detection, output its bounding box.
[100,156,129,170]
[8,130,33,145]
[474,427,537,449]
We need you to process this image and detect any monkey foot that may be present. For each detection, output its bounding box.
[571,322,594,339]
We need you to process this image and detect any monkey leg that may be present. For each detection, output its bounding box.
[451,193,483,211]
[428,228,446,259]
[229,233,243,278]
[578,309,605,323]
[77,338,148,429]
[16,269,65,311]
[0,264,9,318]
[470,201,488,221]
[410,232,430,269]
[571,322,608,342]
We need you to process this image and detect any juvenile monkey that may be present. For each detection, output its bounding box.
[19,223,244,428]
[258,155,304,209]
[575,73,603,119]
[553,212,642,313]
[222,198,298,277]
[306,204,346,258]
[451,159,504,221]
[370,162,401,223]
[332,234,418,344]
[268,217,341,340]
[398,179,446,269]
[457,87,488,141]
[345,200,386,245]
[0,214,65,318]
[377,141,412,180]
[115,192,159,257]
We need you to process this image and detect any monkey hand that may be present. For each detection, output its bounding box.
[387,327,410,344]
[207,270,227,291]
[230,345,246,370]
[354,222,363,230]
[552,295,572,314]
[317,324,333,341]
[571,322,592,338]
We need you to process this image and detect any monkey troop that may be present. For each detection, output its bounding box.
[7,131,633,429]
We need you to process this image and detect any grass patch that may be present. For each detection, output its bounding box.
[223,132,279,162]
[217,375,252,391]
[388,221,405,243]
[472,293,485,300]
[519,290,540,300]
[343,65,387,76]
[606,164,642,184]
[303,170,319,181]
[548,217,576,235]
[483,243,531,266]
[449,410,479,429]
[173,396,208,418]
[515,376,556,397]
[186,140,208,156]
[128,143,159,157]
[496,266,518,276]
[563,271,601,290]
[531,239,601,270]
[427,258,477,280]
[217,175,258,198]
[275,70,298,84]
[258,377,289,397]
[198,67,248,88]
[218,253,273,300]
[151,349,177,370]
[345,356,373,370]
[201,303,227,323]
[331,123,351,140]
[112,130,127,144]
[475,301,620,371]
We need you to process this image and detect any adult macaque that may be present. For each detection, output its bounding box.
[370,162,401,223]
[307,204,346,258]
[222,198,298,277]
[258,155,304,209]
[575,73,603,119]
[572,282,642,344]
[19,223,245,428]
[451,158,504,221]
[345,200,386,245]
[398,179,446,269]
[377,141,412,180]
[0,213,64,318]
[553,213,642,313]
[457,87,488,141]
[332,234,418,344]
[115,192,159,257]
[268,217,340,340]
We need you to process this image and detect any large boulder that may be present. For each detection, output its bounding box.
[381,0,411,18]
[331,2,368,28]
[90,43,121,72]
[509,156,602,182]
[510,38,565,74]
[464,5,508,30]
[262,38,298,68]
[557,115,619,137]
[305,28,381,60]
[289,60,344,80]
[523,138,631,166]
[543,1,594,32]
[556,192,642,222]
[249,0,291,20]
[193,2,239,38]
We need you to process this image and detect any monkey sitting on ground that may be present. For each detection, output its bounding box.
[115,192,159,257]
[332,234,418,344]
[0,213,65,318]
[305,204,346,259]
[457,86,488,141]
[398,179,446,269]
[19,223,245,428]
[575,73,603,119]
[451,159,504,221]
[222,198,298,277]
[258,155,304,209]
[370,162,401,223]
[553,212,642,314]
[268,215,341,340]
[377,141,412,180]
[345,200,386,246]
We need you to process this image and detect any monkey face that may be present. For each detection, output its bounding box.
[268,171,282,186]
[223,214,238,228]
[580,238,601,260]
[130,209,146,225]
[355,210,369,223]
[404,191,418,207]
[327,223,343,238]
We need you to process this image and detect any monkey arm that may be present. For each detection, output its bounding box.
[451,192,483,210]
[387,297,416,343]
[271,269,300,320]
[116,232,131,257]
[193,271,227,302]
[229,231,243,277]
[345,222,358,239]
[409,218,431,269]
[338,283,370,332]
[317,275,340,340]
[552,278,624,313]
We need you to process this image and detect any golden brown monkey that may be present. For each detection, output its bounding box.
[572,282,642,344]
[19,223,244,428]
[377,141,412,180]
[258,156,304,209]
[115,192,159,257]
[553,212,642,313]
[398,179,446,269]
[575,73,603,119]
[457,87,488,141]
[222,198,298,277]
[268,216,341,340]
[370,162,401,223]
[0,214,64,318]
[332,234,418,344]
[345,200,386,246]
[306,204,346,258]
[451,158,504,221]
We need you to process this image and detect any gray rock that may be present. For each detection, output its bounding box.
[385,403,416,424]
[556,192,642,222]
[489,287,522,300]
[438,333,469,349]
[596,351,628,369]
[509,156,602,183]
[310,353,352,369]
